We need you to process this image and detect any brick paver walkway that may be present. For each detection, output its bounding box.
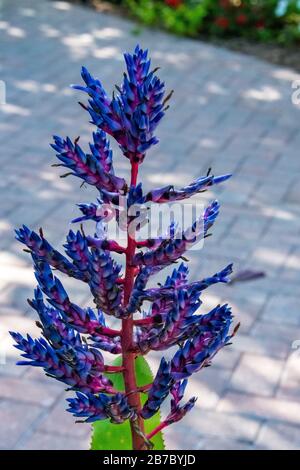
[1,0,300,450]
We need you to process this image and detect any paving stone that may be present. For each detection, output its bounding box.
[164,425,204,450]
[225,213,268,242]
[231,332,290,360]
[182,408,261,441]
[229,354,284,396]
[37,397,92,438]
[188,368,232,410]
[0,356,27,379]
[256,422,300,450]
[276,355,300,401]
[252,276,300,297]
[218,392,300,425]
[0,314,40,372]
[280,246,300,282]
[262,294,300,326]
[198,437,256,450]
[18,431,90,450]
[0,400,43,449]
[226,290,268,333]
[211,347,241,370]
[251,320,300,350]
[283,179,300,204]
[246,243,291,277]
[0,283,34,315]
[0,377,63,407]
[1,0,300,451]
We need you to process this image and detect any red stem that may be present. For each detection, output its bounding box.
[133,317,157,327]
[146,421,168,441]
[130,161,139,187]
[125,382,151,397]
[136,240,149,248]
[138,383,152,393]
[105,365,124,373]
[97,326,121,337]
[121,161,146,450]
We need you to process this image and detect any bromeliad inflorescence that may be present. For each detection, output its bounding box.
[11,45,238,450]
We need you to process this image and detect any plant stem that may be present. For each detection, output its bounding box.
[121,161,146,450]
[105,365,125,373]
[147,421,168,441]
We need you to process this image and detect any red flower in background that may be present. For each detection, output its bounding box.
[219,0,230,7]
[165,0,183,7]
[215,16,230,28]
[236,13,248,25]
[255,20,265,29]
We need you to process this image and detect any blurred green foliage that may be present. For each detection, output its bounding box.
[125,0,300,43]
[68,1,300,43]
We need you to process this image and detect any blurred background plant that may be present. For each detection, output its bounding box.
[70,0,300,44]
[203,0,300,44]
[125,0,208,36]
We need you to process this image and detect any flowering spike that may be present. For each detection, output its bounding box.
[64,230,91,280]
[164,379,197,426]
[170,305,234,380]
[15,225,84,281]
[72,198,119,225]
[133,200,220,269]
[51,135,126,193]
[165,396,197,425]
[12,45,237,449]
[86,236,127,254]
[10,332,114,394]
[67,392,136,424]
[29,286,76,343]
[170,379,188,407]
[74,45,166,163]
[89,129,114,174]
[91,333,122,355]
[140,358,173,419]
[144,174,231,203]
[31,256,114,335]
[136,265,233,353]
[29,285,116,340]
[88,249,124,317]
[72,201,101,224]
[126,267,176,314]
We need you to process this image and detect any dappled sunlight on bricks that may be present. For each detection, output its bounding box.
[0,0,300,450]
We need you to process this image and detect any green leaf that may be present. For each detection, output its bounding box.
[91,356,165,450]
